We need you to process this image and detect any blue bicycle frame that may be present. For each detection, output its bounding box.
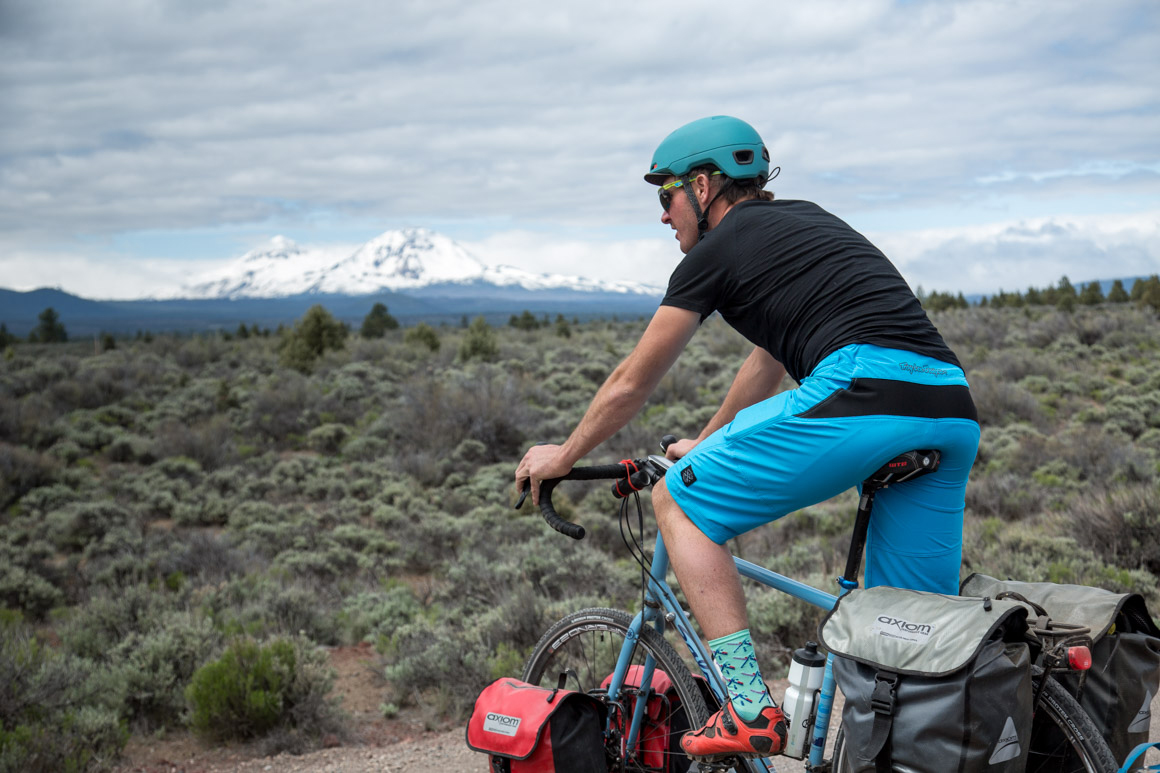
[533,450,941,771]
[601,532,852,772]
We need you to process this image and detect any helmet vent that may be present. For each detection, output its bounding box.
[733,149,754,165]
[762,147,770,162]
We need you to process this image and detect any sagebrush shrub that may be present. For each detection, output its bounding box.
[112,610,221,729]
[2,306,1159,740]
[153,416,236,470]
[0,553,64,619]
[1070,484,1160,575]
[0,442,57,510]
[339,585,422,643]
[249,372,319,445]
[0,615,128,772]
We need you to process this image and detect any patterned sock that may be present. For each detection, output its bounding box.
[709,629,775,722]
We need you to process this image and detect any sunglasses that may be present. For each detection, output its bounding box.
[658,171,722,212]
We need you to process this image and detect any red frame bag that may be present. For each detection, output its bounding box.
[466,676,608,772]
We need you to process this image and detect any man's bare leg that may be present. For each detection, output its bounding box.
[653,476,786,756]
[652,476,748,639]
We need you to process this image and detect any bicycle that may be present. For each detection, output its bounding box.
[517,437,1121,773]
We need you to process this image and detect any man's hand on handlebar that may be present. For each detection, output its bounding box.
[663,437,698,461]
[515,444,573,505]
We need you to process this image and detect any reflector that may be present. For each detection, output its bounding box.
[1067,645,1092,671]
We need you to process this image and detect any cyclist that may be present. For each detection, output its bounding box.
[515,115,980,762]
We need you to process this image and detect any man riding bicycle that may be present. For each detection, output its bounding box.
[515,115,980,763]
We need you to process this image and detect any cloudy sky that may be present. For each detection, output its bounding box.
[2,0,1158,299]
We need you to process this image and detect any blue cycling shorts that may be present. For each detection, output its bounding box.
[665,344,980,594]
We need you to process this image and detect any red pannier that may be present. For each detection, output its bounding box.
[466,676,607,773]
[601,665,695,773]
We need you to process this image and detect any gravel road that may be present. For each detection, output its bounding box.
[117,679,1159,772]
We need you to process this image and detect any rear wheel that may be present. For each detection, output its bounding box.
[523,608,716,773]
[1025,668,1118,773]
[829,669,1117,773]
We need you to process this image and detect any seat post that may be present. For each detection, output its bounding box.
[837,450,941,591]
[839,483,882,590]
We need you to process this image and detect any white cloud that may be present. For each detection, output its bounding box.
[461,231,675,290]
[0,247,218,299]
[0,0,1157,296]
[871,210,1160,294]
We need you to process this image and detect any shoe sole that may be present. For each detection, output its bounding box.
[685,751,771,762]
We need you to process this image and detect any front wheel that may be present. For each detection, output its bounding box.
[523,608,718,773]
[829,668,1117,773]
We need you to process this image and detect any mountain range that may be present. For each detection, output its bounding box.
[179,228,660,300]
[1,228,665,336]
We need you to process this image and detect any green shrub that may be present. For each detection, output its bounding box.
[404,322,441,352]
[458,316,499,362]
[279,305,347,373]
[185,636,340,746]
[360,303,399,338]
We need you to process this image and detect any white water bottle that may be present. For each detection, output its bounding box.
[783,641,826,759]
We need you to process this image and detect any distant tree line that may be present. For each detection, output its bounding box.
[6,277,1159,355]
[919,274,1160,313]
[509,309,574,338]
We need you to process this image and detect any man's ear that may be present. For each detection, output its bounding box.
[695,173,713,206]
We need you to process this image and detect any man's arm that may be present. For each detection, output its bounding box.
[516,305,701,502]
[665,345,786,460]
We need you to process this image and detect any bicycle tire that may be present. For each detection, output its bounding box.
[828,668,1118,773]
[523,607,723,773]
[1024,667,1118,773]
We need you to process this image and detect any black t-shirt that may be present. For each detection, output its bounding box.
[661,199,961,383]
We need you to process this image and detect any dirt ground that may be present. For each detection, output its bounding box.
[113,644,1159,773]
[113,642,482,773]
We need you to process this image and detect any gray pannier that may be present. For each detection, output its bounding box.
[960,574,1160,768]
[820,586,1033,773]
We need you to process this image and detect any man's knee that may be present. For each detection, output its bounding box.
[652,476,689,536]
[653,477,703,540]
[652,475,673,520]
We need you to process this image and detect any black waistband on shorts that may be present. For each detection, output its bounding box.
[796,378,978,422]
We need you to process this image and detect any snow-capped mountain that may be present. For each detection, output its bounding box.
[181,228,662,299]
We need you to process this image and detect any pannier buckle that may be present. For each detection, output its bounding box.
[870,672,899,716]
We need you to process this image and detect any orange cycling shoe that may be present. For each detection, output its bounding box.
[680,702,788,761]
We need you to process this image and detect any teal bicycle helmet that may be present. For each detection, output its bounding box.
[645,115,770,186]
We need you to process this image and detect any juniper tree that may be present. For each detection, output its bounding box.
[360,302,399,338]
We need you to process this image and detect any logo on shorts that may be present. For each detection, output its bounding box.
[900,362,949,377]
[681,466,697,486]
